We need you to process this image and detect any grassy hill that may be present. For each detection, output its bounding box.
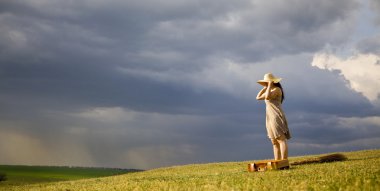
[0,165,140,187]
[1,149,379,191]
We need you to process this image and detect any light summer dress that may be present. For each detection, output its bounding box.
[265,87,291,140]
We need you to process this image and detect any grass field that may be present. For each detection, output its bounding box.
[0,165,140,187]
[1,149,379,191]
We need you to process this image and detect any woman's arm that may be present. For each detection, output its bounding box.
[264,81,273,100]
[256,87,267,100]
[265,81,280,100]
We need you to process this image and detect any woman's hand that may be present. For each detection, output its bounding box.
[256,86,267,100]
[268,81,273,87]
[265,81,274,100]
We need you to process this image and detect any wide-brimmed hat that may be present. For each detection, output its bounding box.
[257,73,282,86]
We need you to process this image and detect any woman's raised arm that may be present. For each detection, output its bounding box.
[265,82,281,100]
[256,87,267,100]
[264,81,273,100]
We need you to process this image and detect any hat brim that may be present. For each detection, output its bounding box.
[257,78,282,86]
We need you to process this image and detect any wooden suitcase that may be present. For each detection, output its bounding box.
[248,159,289,172]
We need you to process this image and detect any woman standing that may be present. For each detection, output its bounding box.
[256,73,291,160]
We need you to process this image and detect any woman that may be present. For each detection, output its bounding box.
[256,73,291,160]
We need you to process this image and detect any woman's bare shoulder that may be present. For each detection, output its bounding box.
[271,87,281,92]
[271,87,282,96]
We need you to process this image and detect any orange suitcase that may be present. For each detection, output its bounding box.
[248,159,289,172]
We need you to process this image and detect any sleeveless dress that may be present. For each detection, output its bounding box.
[265,88,291,140]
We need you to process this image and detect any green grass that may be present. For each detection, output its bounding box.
[1,149,379,191]
[0,165,140,186]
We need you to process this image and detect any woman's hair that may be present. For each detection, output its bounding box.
[273,82,285,103]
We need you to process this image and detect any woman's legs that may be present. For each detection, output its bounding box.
[271,135,288,160]
[271,139,281,160]
[277,136,288,159]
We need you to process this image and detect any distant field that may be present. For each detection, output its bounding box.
[1,149,379,191]
[0,165,141,187]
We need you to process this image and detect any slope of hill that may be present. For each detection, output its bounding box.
[1,149,379,191]
[0,165,141,186]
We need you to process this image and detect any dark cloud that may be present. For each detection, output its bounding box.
[369,0,380,25]
[0,0,360,67]
[0,0,378,169]
[356,34,380,54]
[141,0,359,64]
[355,0,380,55]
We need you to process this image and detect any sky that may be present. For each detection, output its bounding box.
[0,0,379,169]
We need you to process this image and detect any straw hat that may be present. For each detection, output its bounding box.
[257,73,282,86]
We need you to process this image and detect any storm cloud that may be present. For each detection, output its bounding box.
[0,0,379,169]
